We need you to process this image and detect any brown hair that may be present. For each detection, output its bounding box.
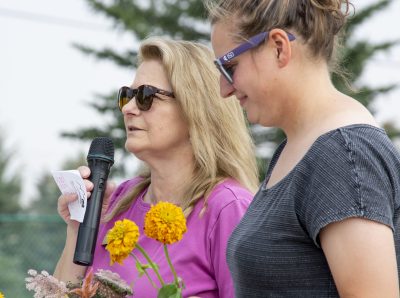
[206,0,353,73]
[104,37,259,221]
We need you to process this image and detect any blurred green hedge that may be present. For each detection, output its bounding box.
[0,214,66,297]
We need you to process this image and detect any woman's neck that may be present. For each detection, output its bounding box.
[278,61,343,140]
[143,153,195,205]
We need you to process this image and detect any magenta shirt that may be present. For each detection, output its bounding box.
[91,177,253,298]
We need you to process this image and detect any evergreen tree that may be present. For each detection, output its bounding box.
[62,0,399,179]
[0,132,25,297]
[0,132,22,213]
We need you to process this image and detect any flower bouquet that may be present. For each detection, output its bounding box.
[26,268,132,298]
[25,201,187,298]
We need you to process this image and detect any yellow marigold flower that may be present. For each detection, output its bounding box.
[144,201,187,245]
[0,291,4,298]
[106,219,139,265]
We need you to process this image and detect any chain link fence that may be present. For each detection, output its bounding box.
[0,214,66,297]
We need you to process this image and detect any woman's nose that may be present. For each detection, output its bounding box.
[122,97,140,115]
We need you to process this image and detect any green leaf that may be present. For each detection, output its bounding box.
[157,284,182,298]
[135,260,150,277]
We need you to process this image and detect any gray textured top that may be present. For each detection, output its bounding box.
[227,124,400,297]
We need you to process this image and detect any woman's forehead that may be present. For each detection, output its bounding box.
[132,60,170,89]
[211,22,238,57]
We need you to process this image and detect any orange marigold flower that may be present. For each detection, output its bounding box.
[144,201,187,245]
[106,219,140,265]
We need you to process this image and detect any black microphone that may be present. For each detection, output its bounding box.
[73,137,114,266]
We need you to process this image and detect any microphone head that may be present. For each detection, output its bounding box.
[87,137,114,164]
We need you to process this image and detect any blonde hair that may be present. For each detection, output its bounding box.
[206,0,353,74]
[105,37,259,220]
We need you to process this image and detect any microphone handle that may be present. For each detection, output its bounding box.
[73,159,111,266]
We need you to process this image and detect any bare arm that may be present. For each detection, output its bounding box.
[320,217,399,298]
[53,219,86,283]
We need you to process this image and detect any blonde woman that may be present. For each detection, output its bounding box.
[207,0,400,297]
[54,37,259,298]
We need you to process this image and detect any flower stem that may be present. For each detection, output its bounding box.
[164,244,179,286]
[131,253,158,289]
[136,244,165,286]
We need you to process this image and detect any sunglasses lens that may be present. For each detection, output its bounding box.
[118,87,132,110]
[223,66,234,84]
[118,85,161,111]
[136,85,154,111]
[215,61,233,84]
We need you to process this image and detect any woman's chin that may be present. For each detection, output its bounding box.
[125,142,144,156]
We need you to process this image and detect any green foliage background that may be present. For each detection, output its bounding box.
[62,0,399,178]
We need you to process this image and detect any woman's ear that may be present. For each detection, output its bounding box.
[269,28,292,68]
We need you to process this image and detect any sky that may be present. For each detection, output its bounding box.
[0,0,399,205]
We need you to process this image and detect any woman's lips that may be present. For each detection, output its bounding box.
[127,125,142,132]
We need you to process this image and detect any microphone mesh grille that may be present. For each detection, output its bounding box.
[88,137,114,160]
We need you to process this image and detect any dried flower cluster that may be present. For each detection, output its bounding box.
[25,269,69,298]
[93,269,133,298]
[25,269,132,298]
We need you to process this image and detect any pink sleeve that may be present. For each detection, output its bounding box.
[208,190,251,298]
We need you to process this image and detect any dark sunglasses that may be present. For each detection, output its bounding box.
[214,31,296,84]
[118,84,175,111]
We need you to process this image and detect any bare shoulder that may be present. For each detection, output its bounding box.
[334,94,378,126]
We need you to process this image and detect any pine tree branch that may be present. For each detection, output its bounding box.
[346,0,392,36]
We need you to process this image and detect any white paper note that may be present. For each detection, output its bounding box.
[52,170,87,222]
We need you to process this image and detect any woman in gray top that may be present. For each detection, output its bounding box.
[206,0,400,296]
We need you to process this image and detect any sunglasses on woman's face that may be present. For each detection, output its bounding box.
[118,84,175,111]
[214,31,296,84]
